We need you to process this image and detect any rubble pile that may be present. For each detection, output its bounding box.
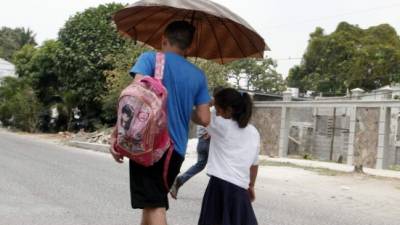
[67,128,113,145]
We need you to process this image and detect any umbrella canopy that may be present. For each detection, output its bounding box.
[113,0,269,64]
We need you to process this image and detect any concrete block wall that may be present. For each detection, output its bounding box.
[386,107,400,168]
[252,107,282,156]
[354,108,379,168]
[312,134,348,162]
[252,98,400,169]
[288,108,314,123]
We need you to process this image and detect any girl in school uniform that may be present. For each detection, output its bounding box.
[199,88,260,225]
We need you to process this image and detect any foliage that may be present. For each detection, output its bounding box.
[12,44,37,78]
[227,58,286,93]
[11,3,130,131]
[389,164,400,171]
[0,77,41,132]
[102,43,147,123]
[12,40,75,132]
[13,40,64,105]
[191,59,229,89]
[30,40,64,106]
[287,22,400,95]
[0,27,36,61]
[56,3,128,128]
[4,4,132,131]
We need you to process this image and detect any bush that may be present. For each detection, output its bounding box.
[101,43,147,124]
[57,3,129,129]
[0,77,41,132]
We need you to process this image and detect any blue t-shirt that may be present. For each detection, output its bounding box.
[130,51,211,157]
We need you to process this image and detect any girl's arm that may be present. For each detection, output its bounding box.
[248,165,259,202]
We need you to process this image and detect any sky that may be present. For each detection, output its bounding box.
[1,0,400,77]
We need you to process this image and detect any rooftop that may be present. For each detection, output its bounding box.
[0,58,16,78]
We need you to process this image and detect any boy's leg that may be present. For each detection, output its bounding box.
[177,138,210,185]
[141,210,149,225]
[142,207,167,225]
[171,138,209,199]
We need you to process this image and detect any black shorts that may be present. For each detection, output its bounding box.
[129,147,184,210]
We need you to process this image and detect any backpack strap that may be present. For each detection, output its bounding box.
[154,52,165,80]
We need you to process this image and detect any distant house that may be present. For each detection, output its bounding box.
[239,89,310,101]
[313,85,400,101]
[0,58,16,80]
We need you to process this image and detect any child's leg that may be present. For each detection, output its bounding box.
[176,138,210,185]
[142,207,167,225]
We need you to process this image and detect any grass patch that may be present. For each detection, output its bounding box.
[259,160,292,167]
[306,167,341,176]
[389,165,400,171]
[259,160,345,176]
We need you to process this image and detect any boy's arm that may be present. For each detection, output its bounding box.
[192,71,211,127]
[133,74,145,82]
[248,165,259,202]
[192,104,211,127]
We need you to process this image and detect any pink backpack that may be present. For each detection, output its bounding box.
[114,52,171,167]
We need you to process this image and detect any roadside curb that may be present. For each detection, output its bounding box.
[260,156,400,179]
[67,140,400,180]
[68,141,110,154]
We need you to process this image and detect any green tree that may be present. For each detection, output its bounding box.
[12,39,92,132]
[192,59,229,89]
[12,40,74,132]
[0,77,41,132]
[287,22,400,95]
[29,40,63,106]
[59,91,81,131]
[227,58,285,93]
[0,27,36,61]
[13,44,37,78]
[56,3,128,128]
[102,43,147,123]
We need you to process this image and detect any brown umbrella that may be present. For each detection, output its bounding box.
[113,0,269,64]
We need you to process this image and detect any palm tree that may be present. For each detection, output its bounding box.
[15,28,37,47]
[0,27,37,61]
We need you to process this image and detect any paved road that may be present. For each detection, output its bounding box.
[1,130,399,225]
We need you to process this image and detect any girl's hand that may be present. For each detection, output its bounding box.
[203,132,211,140]
[248,186,255,202]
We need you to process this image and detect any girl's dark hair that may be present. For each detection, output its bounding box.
[212,86,224,97]
[214,88,253,128]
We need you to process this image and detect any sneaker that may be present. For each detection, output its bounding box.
[170,178,182,199]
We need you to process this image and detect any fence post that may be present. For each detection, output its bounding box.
[376,106,391,169]
[278,91,293,157]
[329,107,337,161]
[278,106,290,157]
[347,106,357,166]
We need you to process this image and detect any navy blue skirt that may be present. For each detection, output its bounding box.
[198,176,258,225]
